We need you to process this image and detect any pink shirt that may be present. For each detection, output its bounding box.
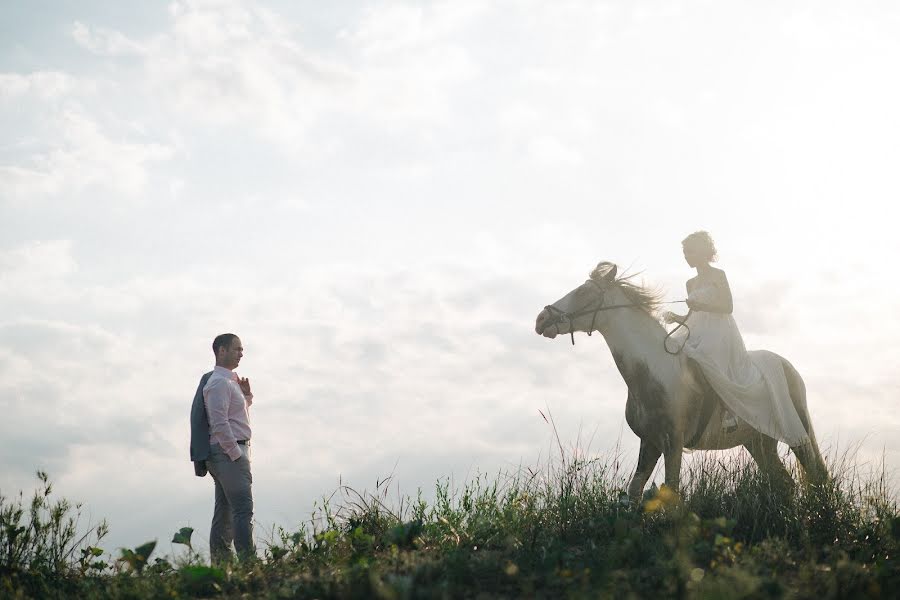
[203,366,253,461]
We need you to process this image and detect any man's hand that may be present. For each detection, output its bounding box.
[237,376,252,397]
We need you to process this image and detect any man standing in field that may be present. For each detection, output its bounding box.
[202,333,256,562]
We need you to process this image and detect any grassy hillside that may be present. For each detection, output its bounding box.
[2,447,898,599]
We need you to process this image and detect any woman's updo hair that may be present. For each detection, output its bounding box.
[682,230,717,262]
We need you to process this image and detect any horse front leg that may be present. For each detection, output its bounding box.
[662,433,684,492]
[628,439,662,502]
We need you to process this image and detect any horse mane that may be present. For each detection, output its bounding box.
[589,261,665,319]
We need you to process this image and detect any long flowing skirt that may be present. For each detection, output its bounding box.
[678,311,810,446]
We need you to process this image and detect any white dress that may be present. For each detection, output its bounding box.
[680,284,810,447]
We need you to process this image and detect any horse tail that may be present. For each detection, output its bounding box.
[781,357,828,483]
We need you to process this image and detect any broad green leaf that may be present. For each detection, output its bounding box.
[134,540,157,560]
[172,526,194,547]
[119,540,157,573]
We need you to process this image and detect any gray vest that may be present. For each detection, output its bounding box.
[189,371,213,476]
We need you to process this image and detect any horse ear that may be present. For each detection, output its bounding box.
[604,264,618,282]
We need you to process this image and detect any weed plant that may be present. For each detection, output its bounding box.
[2,441,898,598]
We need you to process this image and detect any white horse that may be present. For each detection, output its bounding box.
[534,262,827,500]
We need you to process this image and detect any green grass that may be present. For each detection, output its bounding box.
[2,445,898,599]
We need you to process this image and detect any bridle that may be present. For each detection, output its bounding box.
[541,278,691,353]
[541,279,638,345]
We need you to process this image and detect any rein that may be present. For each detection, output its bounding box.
[663,309,692,355]
[542,280,690,351]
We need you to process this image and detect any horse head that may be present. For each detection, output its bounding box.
[534,262,624,342]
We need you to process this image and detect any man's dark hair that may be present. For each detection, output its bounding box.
[212,333,238,354]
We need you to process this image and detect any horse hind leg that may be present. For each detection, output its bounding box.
[791,441,828,486]
[745,434,794,492]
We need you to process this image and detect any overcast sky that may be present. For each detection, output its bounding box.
[2,0,898,558]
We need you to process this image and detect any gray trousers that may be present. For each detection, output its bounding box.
[206,443,254,562]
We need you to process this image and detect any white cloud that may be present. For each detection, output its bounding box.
[71,21,146,56]
[527,135,584,167]
[497,103,542,130]
[60,0,487,151]
[346,0,485,56]
[88,0,354,147]
[338,0,484,125]
[652,97,689,131]
[0,109,172,201]
[0,71,78,100]
[0,239,77,280]
[632,0,686,23]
